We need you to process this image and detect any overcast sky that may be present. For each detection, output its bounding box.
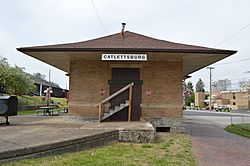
[1,0,250,90]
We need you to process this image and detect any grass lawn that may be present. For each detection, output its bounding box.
[17,96,67,115]
[235,123,250,131]
[17,110,37,115]
[18,95,46,106]
[51,97,67,106]
[5,134,196,166]
[225,123,250,139]
[18,95,67,107]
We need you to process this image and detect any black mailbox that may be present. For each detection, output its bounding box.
[0,96,18,125]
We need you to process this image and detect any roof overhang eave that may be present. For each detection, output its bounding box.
[17,47,237,55]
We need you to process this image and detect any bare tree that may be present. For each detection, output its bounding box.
[239,71,250,90]
[212,79,231,92]
[238,79,250,90]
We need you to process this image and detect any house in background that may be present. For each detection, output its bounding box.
[17,29,236,132]
[195,90,250,110]
[33,82,68,98]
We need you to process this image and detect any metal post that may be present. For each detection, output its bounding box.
[49,69,51,82]
[207,67,214,111]
[248,89,250,110]
[39,84,43,96]
[231,115,232,125]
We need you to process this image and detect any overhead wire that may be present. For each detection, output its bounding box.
[214,23,250,47]
[90,0,106,33]
[213,24,250,65]
[215,57,250,65]
[90,1,248,66]
[212,75,250,81]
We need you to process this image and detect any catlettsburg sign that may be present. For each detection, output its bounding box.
[102,54,147,61]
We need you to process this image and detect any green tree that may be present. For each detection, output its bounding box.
[184,81,194,106]
[187,81,194,92]
[32,73,47,82]
[195,78,205,92]
[0,56,10,92]
[6,66,36,95]
[0,56,36,95]
[186,93,194,106]
[30,72,60,88]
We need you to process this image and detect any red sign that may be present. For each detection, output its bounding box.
[146,90,152,96]
[99,88,105,96]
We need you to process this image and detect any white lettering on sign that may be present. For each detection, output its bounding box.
[102,54,147,61]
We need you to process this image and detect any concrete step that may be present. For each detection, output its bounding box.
[120,102,129,108]
[101,101,129,121]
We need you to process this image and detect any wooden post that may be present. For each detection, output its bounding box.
[128,83,133,122]
[99,103,102,122]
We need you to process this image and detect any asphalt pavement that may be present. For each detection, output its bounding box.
[184,110,250,166]
[184,110,250,128]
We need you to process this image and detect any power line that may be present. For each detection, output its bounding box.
[215,57,250,65]
[90,0,106,33]
[212,76,250,81]
[230,76,250,81]
[214,23,250,47]
[212,75,220,80]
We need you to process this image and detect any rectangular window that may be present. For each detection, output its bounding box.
[233,93,236,99]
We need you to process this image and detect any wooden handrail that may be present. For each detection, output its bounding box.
[99,82,134,122]
[100,82,134,105]
[128,83,133,122]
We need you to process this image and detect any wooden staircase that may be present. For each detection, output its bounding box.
[101,100,129,121]
[98,83,134,122]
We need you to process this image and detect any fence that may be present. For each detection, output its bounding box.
[230,115,250,125]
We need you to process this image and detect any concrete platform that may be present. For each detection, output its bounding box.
[0,116,154,162]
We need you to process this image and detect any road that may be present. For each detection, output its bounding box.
[184,110,250,128]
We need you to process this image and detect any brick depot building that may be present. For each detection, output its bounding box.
[17,31,236,131]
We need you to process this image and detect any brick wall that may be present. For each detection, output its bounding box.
[68,60,183,119]
[195,92,206,107]
[69,60,111,116]
[141,61,183,119]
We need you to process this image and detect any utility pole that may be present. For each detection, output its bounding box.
[247,89,250,110]
[207,67,214,111]
[49,69,51,82]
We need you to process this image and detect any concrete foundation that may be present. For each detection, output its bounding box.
[0,130,119,163]
[149,117,184,133]
[0,116,156,163]
[66,115,184,133]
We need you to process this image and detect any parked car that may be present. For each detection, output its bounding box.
[215,105,230,112]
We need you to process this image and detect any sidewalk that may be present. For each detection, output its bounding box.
[185,119,250,166]
[0,116,153,162]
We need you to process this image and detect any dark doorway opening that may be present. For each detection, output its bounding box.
[156,127,171,132]
[107,68,142,121]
